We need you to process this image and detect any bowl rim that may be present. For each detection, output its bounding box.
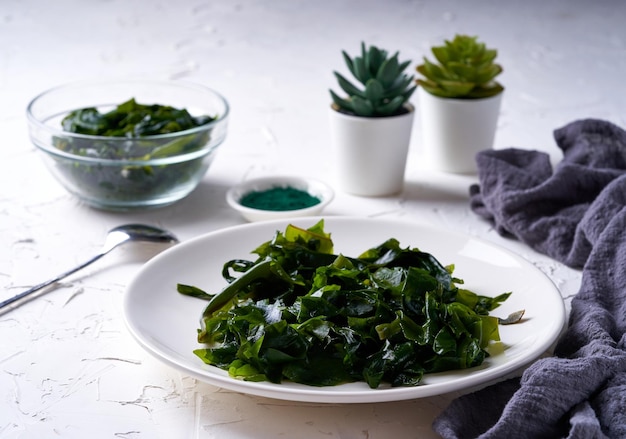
[26,79,230,164]
[226,176,335,216]
[32,141,216,166]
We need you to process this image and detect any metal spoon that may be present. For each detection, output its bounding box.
[0,224,178,314]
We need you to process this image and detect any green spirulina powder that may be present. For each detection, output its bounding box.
[240,186,321,211]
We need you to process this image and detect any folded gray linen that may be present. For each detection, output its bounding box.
[433,119,626,439]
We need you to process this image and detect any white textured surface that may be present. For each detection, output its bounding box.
[2,0,623,437]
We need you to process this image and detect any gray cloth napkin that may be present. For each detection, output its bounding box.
[433,119,626,439]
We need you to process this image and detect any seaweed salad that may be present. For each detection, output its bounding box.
[178,220,511,388]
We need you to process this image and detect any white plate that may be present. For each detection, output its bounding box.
[123,217,565,403]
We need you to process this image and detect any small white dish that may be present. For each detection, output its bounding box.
[226,176,334,222]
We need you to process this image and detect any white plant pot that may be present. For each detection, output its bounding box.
[328,105,414,196]
[418,87,503,174]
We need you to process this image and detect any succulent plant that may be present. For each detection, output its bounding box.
[330,42,416,117]
[416,34,503,99]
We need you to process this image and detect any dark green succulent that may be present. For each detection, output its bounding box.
[330,42,416,117]
[417,35,503,99]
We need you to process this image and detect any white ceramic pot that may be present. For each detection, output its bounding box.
[418,87,502,174]
[328,105,414,196]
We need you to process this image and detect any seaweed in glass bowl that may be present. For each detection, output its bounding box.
[27,79,229,210]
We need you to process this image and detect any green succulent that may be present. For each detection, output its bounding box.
[330,42,416,117]
[417,34,503,99]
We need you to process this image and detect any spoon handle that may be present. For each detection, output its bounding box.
[0,253,105,314]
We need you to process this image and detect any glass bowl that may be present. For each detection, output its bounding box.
[26,79,229,210]
[226,176,334,222]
